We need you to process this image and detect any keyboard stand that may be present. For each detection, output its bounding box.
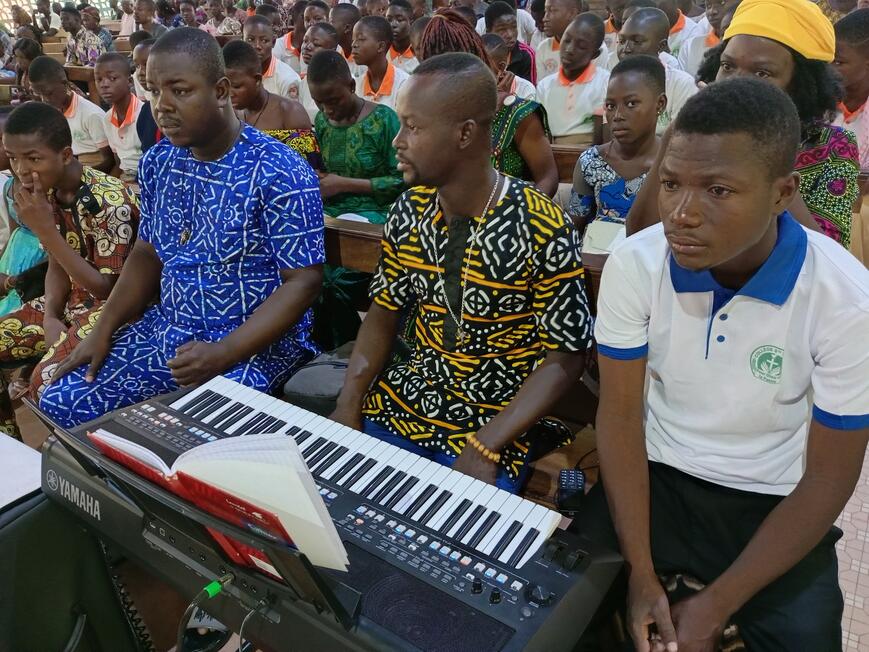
[30,400,361,632]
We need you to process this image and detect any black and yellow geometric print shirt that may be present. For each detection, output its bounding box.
[363,177,593,479]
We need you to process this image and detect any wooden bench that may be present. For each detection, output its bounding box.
[552,144,586,184]
[113,38,131,53]
[43,42,64,54]
[49,52,65,64]
[64,65,100,105]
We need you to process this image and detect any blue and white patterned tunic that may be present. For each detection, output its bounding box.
[40,126,325,428]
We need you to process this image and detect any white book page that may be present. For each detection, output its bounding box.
[177,435,348,571]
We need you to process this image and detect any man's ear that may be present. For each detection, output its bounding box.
[215,74,232,107]
[457,118,478,151]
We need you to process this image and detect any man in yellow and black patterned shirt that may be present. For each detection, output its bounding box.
[331,53,592,494]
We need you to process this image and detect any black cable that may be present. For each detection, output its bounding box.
[175,574,235,652]
[575,448,598,471]
[238,598,269,652]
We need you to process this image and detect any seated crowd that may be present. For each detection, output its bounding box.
[0,0,866,649]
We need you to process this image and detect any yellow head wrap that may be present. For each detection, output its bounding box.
[722,0,835,63]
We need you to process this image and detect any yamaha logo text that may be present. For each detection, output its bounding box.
[47,469,101,521]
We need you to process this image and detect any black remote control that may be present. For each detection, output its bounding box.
[556,468,586,515]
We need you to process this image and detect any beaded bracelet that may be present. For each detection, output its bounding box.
[466,433,501,464]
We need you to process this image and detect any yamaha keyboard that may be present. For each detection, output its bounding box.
[40,376,622,651]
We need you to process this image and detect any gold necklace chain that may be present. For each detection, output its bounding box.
[434,171,502,348]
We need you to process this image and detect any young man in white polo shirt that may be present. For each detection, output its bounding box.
[585,78,869,651]
[28,55,114,173]
[243,15,301,100]
[537,14,609,144]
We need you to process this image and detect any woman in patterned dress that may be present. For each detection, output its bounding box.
[569,55,664,246]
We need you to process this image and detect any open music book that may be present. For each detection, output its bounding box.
[87,429,348,573]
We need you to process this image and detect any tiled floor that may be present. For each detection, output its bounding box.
[837,444,869,651]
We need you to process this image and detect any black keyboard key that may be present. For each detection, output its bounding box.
[188,394,225,420]
[205,401,245,425]
[371,470,406,504]
[312,446,348,476]
[266,419,286,434]
[453,505,486,541]
[234,412,270,436]
[384,477,418,509]
[402,484,437,518]
[440,499,472,535]
[211,404,253,431]
[285,426,300,438]
[342,459,377,489]
[295,430,313,445]
[507,528,540,568]
[360,466,394,498]
[301,437,328,460]
[490,520,523,560]
[418,490,451,525]
[177,390,215,414]
[330,453,364,484]
[307,441,338,468]
[468,511,500,549]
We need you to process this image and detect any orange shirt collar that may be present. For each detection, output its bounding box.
[63,92,78,118]
[551,37,560,51]
[364,62,396,99]
[557,63,595,86]
[705,30,720,47]
[389,45,414,60]
[839,101,866,123]
[604,18,616,34]
[285,33,300,58]
[263,56,276,78]
[110,95,140,129]
[670,10,686,35]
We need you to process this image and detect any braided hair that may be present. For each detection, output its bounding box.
[417,8,494,68]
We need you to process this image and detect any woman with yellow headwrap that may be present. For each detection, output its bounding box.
[628,0,861,247]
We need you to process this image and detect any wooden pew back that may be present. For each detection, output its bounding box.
[552,144,587,185]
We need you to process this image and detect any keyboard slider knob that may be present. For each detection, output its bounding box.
[489,588,501,604]
[525,584,554,606]
[471,577,483,594]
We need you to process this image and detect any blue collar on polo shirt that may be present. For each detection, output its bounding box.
[669,211,807,306]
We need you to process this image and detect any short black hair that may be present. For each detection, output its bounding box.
[389,0,413,14]
[255,3,279,17]
[330,2,360,23]
[28,54,66,84]
[95,51,131,73]
[309,20,338,43]
[291,0,309,21]
[178,0,195,6]
[551,0,585,12]
[484,1,514,31]
[357,15,393,46]
[411,15,430,35]
[307,48,352,84]
[12,37,42,61]
[835,9,869,56]
[135,0,156,9]
[697,44,841,126]
[624,7,669,43]
[5,101,72,151]
[673,77,799,178]
[149,26,224,84]
[222,39,260,73]
[529,0,545,12]
[129,29,152,49]
[60,5,80,17]
[413,52,497,125]
[611,53,664,94]
[625,0,656,9]
[306,0,329,12]
[133,36,157,52]
[482,32,508,58]
[569,12,605,48]
[453,5,476,25]
[243,13,272,32]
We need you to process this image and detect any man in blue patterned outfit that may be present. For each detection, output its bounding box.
[40,27,325,427]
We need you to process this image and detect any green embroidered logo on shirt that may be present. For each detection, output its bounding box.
[750,345,784,384]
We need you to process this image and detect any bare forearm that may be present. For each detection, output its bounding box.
[329,176,374,196]
[39,229,115,298]
[218,265,323,367]
[90,240,162,338]
[596,400,655,577]
[335,304,400,410]
[709,472,861,616]
[477,351,585,450]
[43,256,71,319]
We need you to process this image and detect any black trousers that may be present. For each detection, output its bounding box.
[571,463,843,652]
